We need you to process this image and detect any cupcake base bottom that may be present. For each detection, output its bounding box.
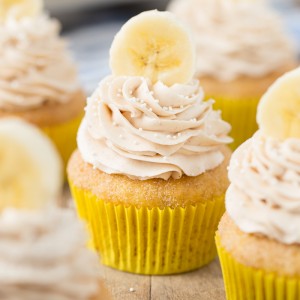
[216,234,300,300]
[70,184,225,275]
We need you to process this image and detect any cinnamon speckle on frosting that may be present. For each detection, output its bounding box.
[78,75,232,180]
[0,15,80,111]
[169,0,296,81]
[226,131,300,244]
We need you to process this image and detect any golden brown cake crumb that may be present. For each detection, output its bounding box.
[200,63,297,99]
[218,213,300,276]
[0,89,86,126]
[68,146,231,209]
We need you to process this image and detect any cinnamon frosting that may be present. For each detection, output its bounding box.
[0,208,100,300]
[78,75,232,180]
[169,0,295,81]
[0,15,80,111]
[226,131,300,244]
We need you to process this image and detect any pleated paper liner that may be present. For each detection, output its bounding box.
[216,234,300,300]
[211,96,260,150]
[42,113,83,168]
[70,183,225,275]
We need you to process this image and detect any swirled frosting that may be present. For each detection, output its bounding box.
[0,208,101,300]
[169,0,296,81]
[226,131,300,244]
[78,75,232,180]
[0,15,80,111]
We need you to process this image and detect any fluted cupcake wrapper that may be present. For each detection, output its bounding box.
[212,96,260,150]
[42,113,83,168]
[69,183,225,275]
[216,234,300,300]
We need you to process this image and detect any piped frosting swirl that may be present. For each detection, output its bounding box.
[0,208,100,300]
[226,131,300,244]
[169,0,296,81]
[78,75,232,180]
[0,15,80,111]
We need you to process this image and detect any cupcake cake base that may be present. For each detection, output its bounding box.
[216,214,300,300]
[68,148,231,275]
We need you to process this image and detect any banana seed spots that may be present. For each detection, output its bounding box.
[130,38,181,82]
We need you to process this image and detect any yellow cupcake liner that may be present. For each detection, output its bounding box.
[41,113,83,168]
[216,234,300,300]
[212,96,260,150]
[69,183,225,275]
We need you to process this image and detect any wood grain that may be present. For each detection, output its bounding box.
[63,186,225,300]
[99,260,225,300]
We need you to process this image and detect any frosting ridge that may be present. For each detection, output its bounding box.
[0,208,100,300]
[169,0,295,81]
[78,75,232,180]
[0,15,80,111]
[226,131,300,244]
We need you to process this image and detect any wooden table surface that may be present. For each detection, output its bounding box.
[63,187,225,300]
[101,259,225,300]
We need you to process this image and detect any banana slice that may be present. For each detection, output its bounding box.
[110,10,196,86]
[0,118,63,211]
[0,0,42,21]
[257,67,300,140]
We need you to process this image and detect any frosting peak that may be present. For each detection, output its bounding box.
[78,75,232,180]
[0,208,101,300]
[226,131,300,244]
[169,0,296,81]
[0,14,80,111]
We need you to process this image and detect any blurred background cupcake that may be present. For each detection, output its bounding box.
[217,67,300,299]
[0,207,111,300]
[168,0,298,149]
[0,117,110,299]
[0,0,86,168]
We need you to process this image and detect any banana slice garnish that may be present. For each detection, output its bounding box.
[110,10,196,86]
[0,118,63,211]
[257,67,300,140]
[0,0,42,21]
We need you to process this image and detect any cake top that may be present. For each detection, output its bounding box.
[0,207,101,300]
[0,118,63,211]
[169,0,296,81]
[0,0,80,111]
[226,67,300,244]
[78,10,232,181]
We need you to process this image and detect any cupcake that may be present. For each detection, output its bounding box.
[0,0,85,166]
[0,207,111,300]
[0,118,63,210]
[68,10,232,275]
[169,0,298,149]
[216,67,300,299]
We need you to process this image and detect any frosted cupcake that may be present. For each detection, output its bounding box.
[68,10,232,275]
[0,207,111,300]
[169,0,298,149]
[216,67,300,299]
[0,0,85,166]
